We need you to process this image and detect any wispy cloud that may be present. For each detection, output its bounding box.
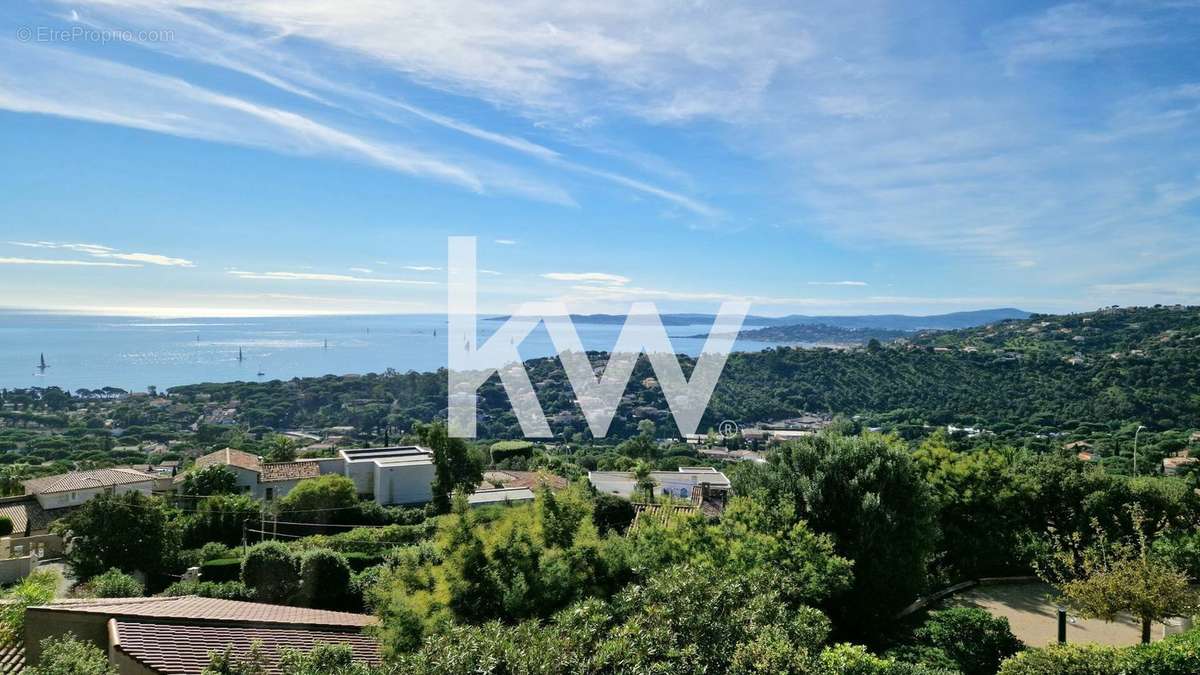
[0,257,139,268]
[228,270,437,285]
[542,272,631,285]
[494,239,517,246]
[348,267,373,274]
[9,241,194,267]
[807,280,868,287]
[986,3,1157,66]
[402,265,442,272]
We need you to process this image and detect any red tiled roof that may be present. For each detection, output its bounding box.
[110,619,380,675]
[194,448,262,473]
[260,462,321,483]
[29,596,375,629]
[0,495,52,534]
[21,468,155,495]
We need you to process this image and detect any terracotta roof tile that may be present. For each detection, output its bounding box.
[21,468,155,495]
[111,619,380,675]
[260,462,321,483]
[0,496,52,534]
[30,596,375,629]
[194,448,263,473]
[0,640,24,673]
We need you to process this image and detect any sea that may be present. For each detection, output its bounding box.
[0,313,786,392]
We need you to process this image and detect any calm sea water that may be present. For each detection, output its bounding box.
[0,313,783,391]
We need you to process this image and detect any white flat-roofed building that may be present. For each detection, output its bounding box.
[467,487,535,507]
[339,446,436,506]
[588,466,732,501]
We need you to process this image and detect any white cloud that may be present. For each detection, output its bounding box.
[807,281,868,287]
[0,257,139,267]
[542,272,631,285]
[494,239,517,246]
[348,267,373,274]
[402,265,442,272]
[228,270,437,285]
[986,3,1157,66]
[8,241,194,267]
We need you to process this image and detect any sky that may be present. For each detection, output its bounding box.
[1,0,1198,318]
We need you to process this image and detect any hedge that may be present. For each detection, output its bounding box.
[199,557,243,583]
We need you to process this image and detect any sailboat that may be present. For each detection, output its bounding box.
[237,347,244,363]
[256,366,265,377]
[323,339,328,350]
[36,353,48,373]
[433,328,437,337]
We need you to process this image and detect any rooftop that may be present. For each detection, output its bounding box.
[28,596,376,630]
[194,448,263,473]
[259,461,321,483]
[110,619,380,675]
[467,487,535,506]
[340,445,432,463]
[0,495,52,533]
[22,467,155,496]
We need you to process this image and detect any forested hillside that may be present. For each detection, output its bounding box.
[167,305,1200,440]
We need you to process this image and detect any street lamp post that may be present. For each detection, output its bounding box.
[1133,425,1146,476]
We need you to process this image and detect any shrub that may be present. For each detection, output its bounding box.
[0,569,58,642]
[161,579,252,601]
[200,557,244,583]
[298,548,353,609]
[1123,628,1200,674]
[27,632,116,675]
[241,541,299,603]
[88,568,144,598]
[592,492,636,535]
[343,552,385,572]
[910,607,1023,675]
[997,643,1123,675]
[0,515,13,537]
[199,542,235,562]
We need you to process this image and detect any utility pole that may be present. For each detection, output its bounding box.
[1134,425,1146,476]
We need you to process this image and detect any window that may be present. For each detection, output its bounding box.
[264,487,275,501]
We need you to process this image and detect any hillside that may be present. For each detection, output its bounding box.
[487,308,1030,330]
[168,305,1200,441]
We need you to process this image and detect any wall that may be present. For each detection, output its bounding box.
[24,610,111,666]
[0,553,37,585]
[344,461,375,496]
[377,463,435,505]
[1,533,64,560]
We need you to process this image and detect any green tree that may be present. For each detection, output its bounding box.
[734,432,936,634]
[274,474,358,525]
[908,607,1023,675]
[180,464,240,497]
[420,422,483,513]
[297,548,353,610]
[183,494,261,548]
[58,491,177,581]
[27,633,117,675]
[537,487,587,549]
[240,541,299,604]
[0,514,13,536]
[264,436,297,463]
[1042,507,1200,644]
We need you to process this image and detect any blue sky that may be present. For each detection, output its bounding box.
[1,0,1198,317]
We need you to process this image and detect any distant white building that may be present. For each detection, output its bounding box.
[175,445,440,506]
[22,468,156,511]
[588,466,732,501]
[340,446,436,506]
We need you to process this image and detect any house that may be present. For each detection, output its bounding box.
[22,596,380,674]
[1063,440,1093,452]
[0,494,60,561]
[588,466,732,501]
[340,446,435,505]
[22,468,156,511]
[467,487,536,507]
[175,448,327,502]
[1163,453,1198,476]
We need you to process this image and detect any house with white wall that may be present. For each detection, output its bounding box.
[22,468,156,511]
[177,446,437,506]
[339,446,435,506]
